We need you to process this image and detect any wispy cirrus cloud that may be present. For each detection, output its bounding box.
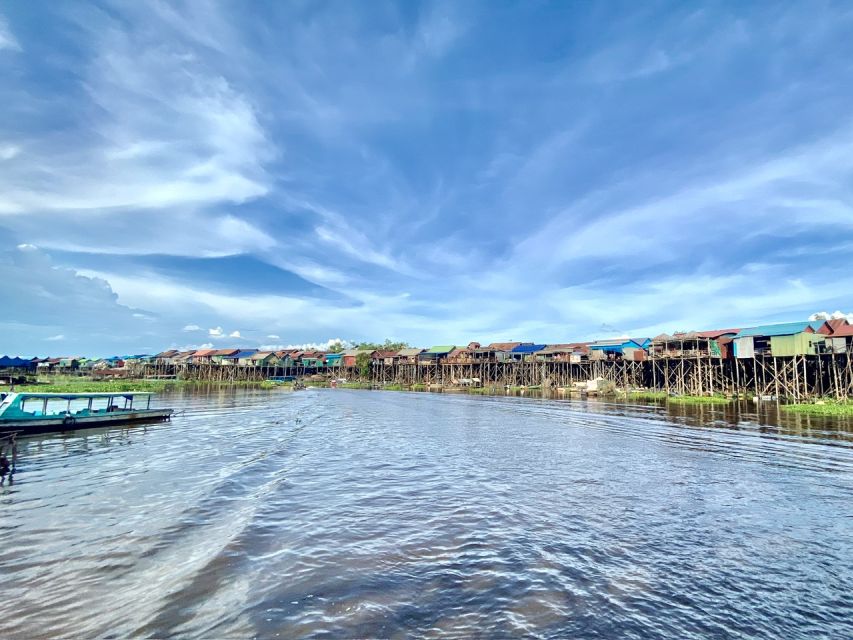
[0,13,20,51]
[3,2,853,356]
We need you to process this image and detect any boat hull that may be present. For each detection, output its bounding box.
[0,409,174,436]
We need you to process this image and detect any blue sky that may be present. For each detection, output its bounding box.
[2,1,853,356]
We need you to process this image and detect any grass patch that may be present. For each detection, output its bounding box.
[339,381,372,389]
[383,384,405,391]
[411,383,427,391]
[781,400,853,416]
[0,378,278,393]
[625,391,667,400]
[668,395,731,405]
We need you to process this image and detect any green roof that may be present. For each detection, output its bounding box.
[427,345,455,353]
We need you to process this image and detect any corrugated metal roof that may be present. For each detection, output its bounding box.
[831,324,853,337]
[737,322,813,337]
[696,329,740,339]
[511,344,546,353]
[590,339,624,347]
[536,344,578,354]
[193,349,217,356]
[397,348,423,357]
[426,345,455,353]
[212,349,239,356]
[341,349,360,356]
[827,318,850,333]
[232,350,258,358]
[250,351,276,360]
[373,350,398,358]
[486,342,523,351]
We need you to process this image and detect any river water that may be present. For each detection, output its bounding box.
[1,388,851,639]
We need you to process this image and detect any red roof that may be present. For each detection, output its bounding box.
[831,324,853,337]
[193,349,216,356]
[486,342,522,351]
[826,318,850,334]
[373,350,398,358]
[212,349,239,356]
[697,329,740,339]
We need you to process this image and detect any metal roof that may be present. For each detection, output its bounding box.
[192,349,217,356]
[233,350,258,358]
[426,345,455,353]
[696,329,740,339]
[486,342,523,351]
[511,344,546,353]
[830,324,853,337]
[397,348,424,357]
[827,318,850,333]
[737,322,814,338]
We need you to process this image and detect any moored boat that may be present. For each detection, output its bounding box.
[0,392,174,436]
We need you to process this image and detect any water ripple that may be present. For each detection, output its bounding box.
[1,388,851,639]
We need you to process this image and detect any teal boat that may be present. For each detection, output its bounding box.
[0,392,174,436]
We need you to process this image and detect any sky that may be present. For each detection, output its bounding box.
[2,1,853,357]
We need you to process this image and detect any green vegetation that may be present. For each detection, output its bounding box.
[354,339,409,351]
[355,352,371,378]
[0,377,282,393]
[411,383,427,391]
[339,381,372,389]
[2,379,176,393]
[781,400,853,416]
[668,395,732,405]
[383,383,405,391]
[625,391,668,400]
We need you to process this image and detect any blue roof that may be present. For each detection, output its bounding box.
[590,343,623,352]
[738,322,813,338]
[232,350,258,358]
[511,344,547,353]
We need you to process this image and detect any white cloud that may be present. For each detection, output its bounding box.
[183,324,201,331]
[0,15,20,52]
[0,145,20,160]
[45,334,65,342]
[810,310,853,322]
[0,5,276,260]
[261,337,351,351]
[208,327,224,337]
[266,334,280,340]
[228,330,241,338]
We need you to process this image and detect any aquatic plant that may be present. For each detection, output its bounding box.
[625,391,667,400]
[781,400,853,416]
[668,395,732,405]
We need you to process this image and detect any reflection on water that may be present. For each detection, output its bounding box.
[1,388,851,639]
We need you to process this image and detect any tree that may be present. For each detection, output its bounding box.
[355,339,410,351]
[355,351,371,378]
[327,343,344,353]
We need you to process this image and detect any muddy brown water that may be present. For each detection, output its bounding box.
[1,388,851,638]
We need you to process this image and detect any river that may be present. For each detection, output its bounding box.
[1,388,851,638]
